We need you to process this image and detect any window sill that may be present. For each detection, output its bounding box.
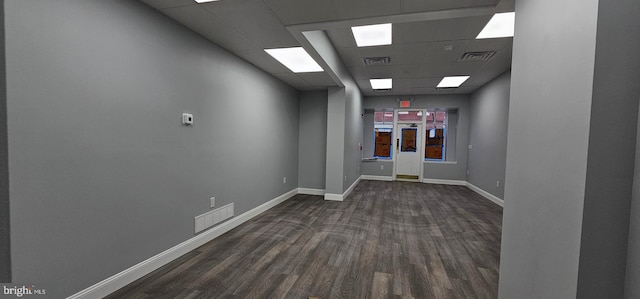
[424,160,457,165]
[364,157,393,162]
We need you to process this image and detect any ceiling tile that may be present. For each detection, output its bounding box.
[162,5,257,51]
[203,0,298,48]
[140,0,195,9]
[235,49,293,74]
[422,40,471,63]
[393,64,424,78]
[394,77,441,89]
[349,66,393,79]
[466,38,513,52]
[391,43,429,65]
[412,85,479,95]
[400,0,499,13]
[334,46,395,68]
[431,16,492,41]
[392,88,415,96]
[394,21,438,44]
[420,61,485,77]
[262,0,402,25]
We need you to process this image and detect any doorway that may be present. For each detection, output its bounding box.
[396,123,422,180]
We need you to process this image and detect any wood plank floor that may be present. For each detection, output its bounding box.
[107,181,503,299]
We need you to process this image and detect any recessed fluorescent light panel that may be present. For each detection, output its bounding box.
[194,0,219,3]
[477,12,515,39]
[264,47,323,73]
[437,76,470,88]
[352,23,392,47]
[370,78,392,89]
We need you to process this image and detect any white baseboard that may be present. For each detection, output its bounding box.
[422,178,466,186]
[297,188,325,196]
[361,175,393,181]
[466,182,504,207]
[344,176,361,199]
[323,176,362,201]
[67,188,299,299]
[422,179,504,207]
[323,193,343,201]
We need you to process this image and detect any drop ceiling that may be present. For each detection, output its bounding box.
[139,0,514,96]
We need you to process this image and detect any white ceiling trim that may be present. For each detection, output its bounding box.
[284,5,501,94]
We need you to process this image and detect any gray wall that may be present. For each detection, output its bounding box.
[576,0,640,297]
[500,0,598,296]
[361,161,393,177]
[500,0,640,298]
[343,82,364,190]
[364,95,470,181]
[468,71,510,199]
[326,87,346,194]
[5,1,299,297]
[298,91,327,190]
[626,96,640,299]
[0,0,9,283]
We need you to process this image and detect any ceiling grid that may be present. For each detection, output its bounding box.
[140,0,514,95]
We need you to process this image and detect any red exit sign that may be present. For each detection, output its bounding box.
[399,100,411,108]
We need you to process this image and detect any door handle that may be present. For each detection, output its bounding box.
[396,138,400,150]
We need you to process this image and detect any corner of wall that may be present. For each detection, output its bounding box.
[0,0,11,283]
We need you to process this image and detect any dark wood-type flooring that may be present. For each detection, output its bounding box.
[107,181,503,299]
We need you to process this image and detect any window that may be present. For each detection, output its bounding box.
[425,110,447,161]
[397,110,423,121]
[373,111,393,158]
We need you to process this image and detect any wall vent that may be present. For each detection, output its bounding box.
[195,203,234,234]
[458,51,496,62]
[362,56,391,66]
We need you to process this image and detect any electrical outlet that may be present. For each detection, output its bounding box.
[182,113,194,125]
[497,180,500,187]
[381,165,384,170]
[210,197,215,208]
[283,177,286,184]
[344,175,347,181]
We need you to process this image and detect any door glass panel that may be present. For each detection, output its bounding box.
[401,128,417,152]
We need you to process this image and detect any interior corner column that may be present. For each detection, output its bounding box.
[500,0,640,298]
[324,87,346,199]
